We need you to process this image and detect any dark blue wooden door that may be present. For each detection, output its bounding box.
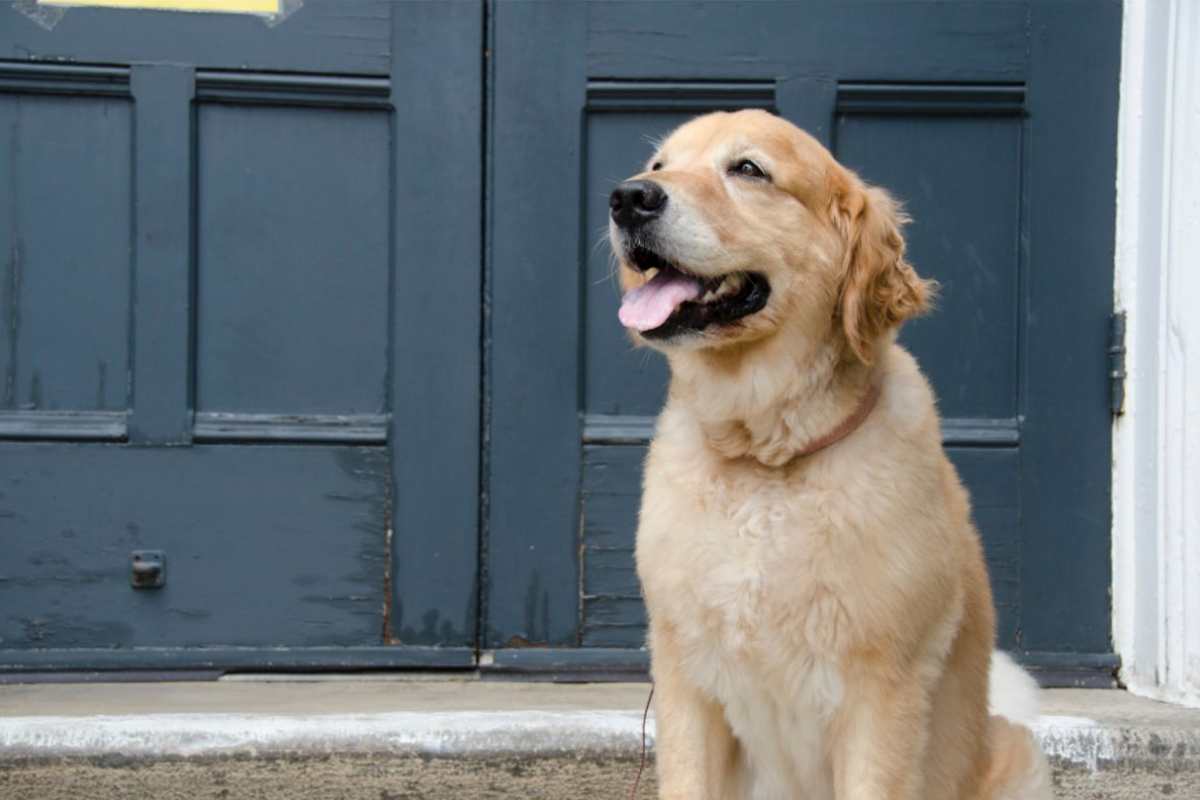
[0,1,481,670]
[488,1,1120,682]
[0,0,1121,681]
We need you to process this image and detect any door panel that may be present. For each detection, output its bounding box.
[580,444,645,648]
[837,111,1022,421]
[195,103,390,419]
[0,1,482,669]
[3,2,390,75]
[1,444,387,649]
[489,1,1120,674]
[0,93,132,420]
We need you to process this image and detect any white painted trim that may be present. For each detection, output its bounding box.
[0,710,654,758]
[1113,0,1200,708]
[0,710,1176,775]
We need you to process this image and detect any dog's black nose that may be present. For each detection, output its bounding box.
[610,179,667,228]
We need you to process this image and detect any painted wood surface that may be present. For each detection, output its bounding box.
[0,444,388,648]
[0,0,483,667]
[490,1,1121,667]
[0,0,1121,674]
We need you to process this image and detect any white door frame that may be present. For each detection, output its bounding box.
[1113,0,1200,708]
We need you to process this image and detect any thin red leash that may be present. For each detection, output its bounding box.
[628,684,655,800]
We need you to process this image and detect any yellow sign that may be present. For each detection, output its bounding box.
[40,0,280,13]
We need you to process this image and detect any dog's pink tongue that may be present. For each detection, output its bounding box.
[619,271,702,331]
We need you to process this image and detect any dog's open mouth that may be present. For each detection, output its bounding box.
[618,246,770,339]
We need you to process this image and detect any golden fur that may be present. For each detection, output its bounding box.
[612,110,1051,800]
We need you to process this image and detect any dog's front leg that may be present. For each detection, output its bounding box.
[830,670,930,800]
[649,622,742,799]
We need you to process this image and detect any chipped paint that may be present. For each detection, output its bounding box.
[1033,715,1114,772]
[0,445,388,650]
[1,709,1197,782]
[0,710,655,759]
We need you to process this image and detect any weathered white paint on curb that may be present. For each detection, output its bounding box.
[3,710,1193,775]
[1034,716,1115,774]
[0,710,656,759]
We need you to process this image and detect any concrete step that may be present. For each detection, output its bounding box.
[1,678,1197,799]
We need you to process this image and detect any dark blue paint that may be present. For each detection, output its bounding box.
[1018,1,1120,653]
[0,444,388,648]
[0,0,1119,673]
[837,112,1023,420]
[0,1,391,75]
[491,1,1120,667]
[0,92,132,414]
[387,3,484,648]
[129,65,193,445]
[0,1,483,667]
[486,2,588,648]
[195,103,390,417]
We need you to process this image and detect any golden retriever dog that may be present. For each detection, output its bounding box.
[609,110,1051,800]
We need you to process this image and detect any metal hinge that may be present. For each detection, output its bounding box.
[1109,311,1127,416]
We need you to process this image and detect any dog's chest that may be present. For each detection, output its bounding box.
[672,484,848,704]
[639,468,849,798]
[642,468,853,664]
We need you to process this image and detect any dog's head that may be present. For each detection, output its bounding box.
[610,109,933,364]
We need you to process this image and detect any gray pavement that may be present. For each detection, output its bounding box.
[0,678,1196,799]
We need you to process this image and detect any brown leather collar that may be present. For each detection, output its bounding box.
[792,380,882,460]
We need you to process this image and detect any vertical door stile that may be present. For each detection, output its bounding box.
[486,2,589,649]
[129,65,195,445]
[387,3,485,651]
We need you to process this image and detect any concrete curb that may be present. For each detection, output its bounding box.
[1035,715,1200,772]
[0,710,652,760]
[2,710,1197,772]
[1,685,1198,799]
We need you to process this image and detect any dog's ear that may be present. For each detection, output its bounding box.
[830,176,935,364]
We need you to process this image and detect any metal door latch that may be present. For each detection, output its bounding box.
[130,550,165,589]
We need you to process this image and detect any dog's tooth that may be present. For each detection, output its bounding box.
[709,276,737,299]
[693,273,746,304]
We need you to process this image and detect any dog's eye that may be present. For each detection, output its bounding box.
[651,161,664,171]
[730,159,768,180]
